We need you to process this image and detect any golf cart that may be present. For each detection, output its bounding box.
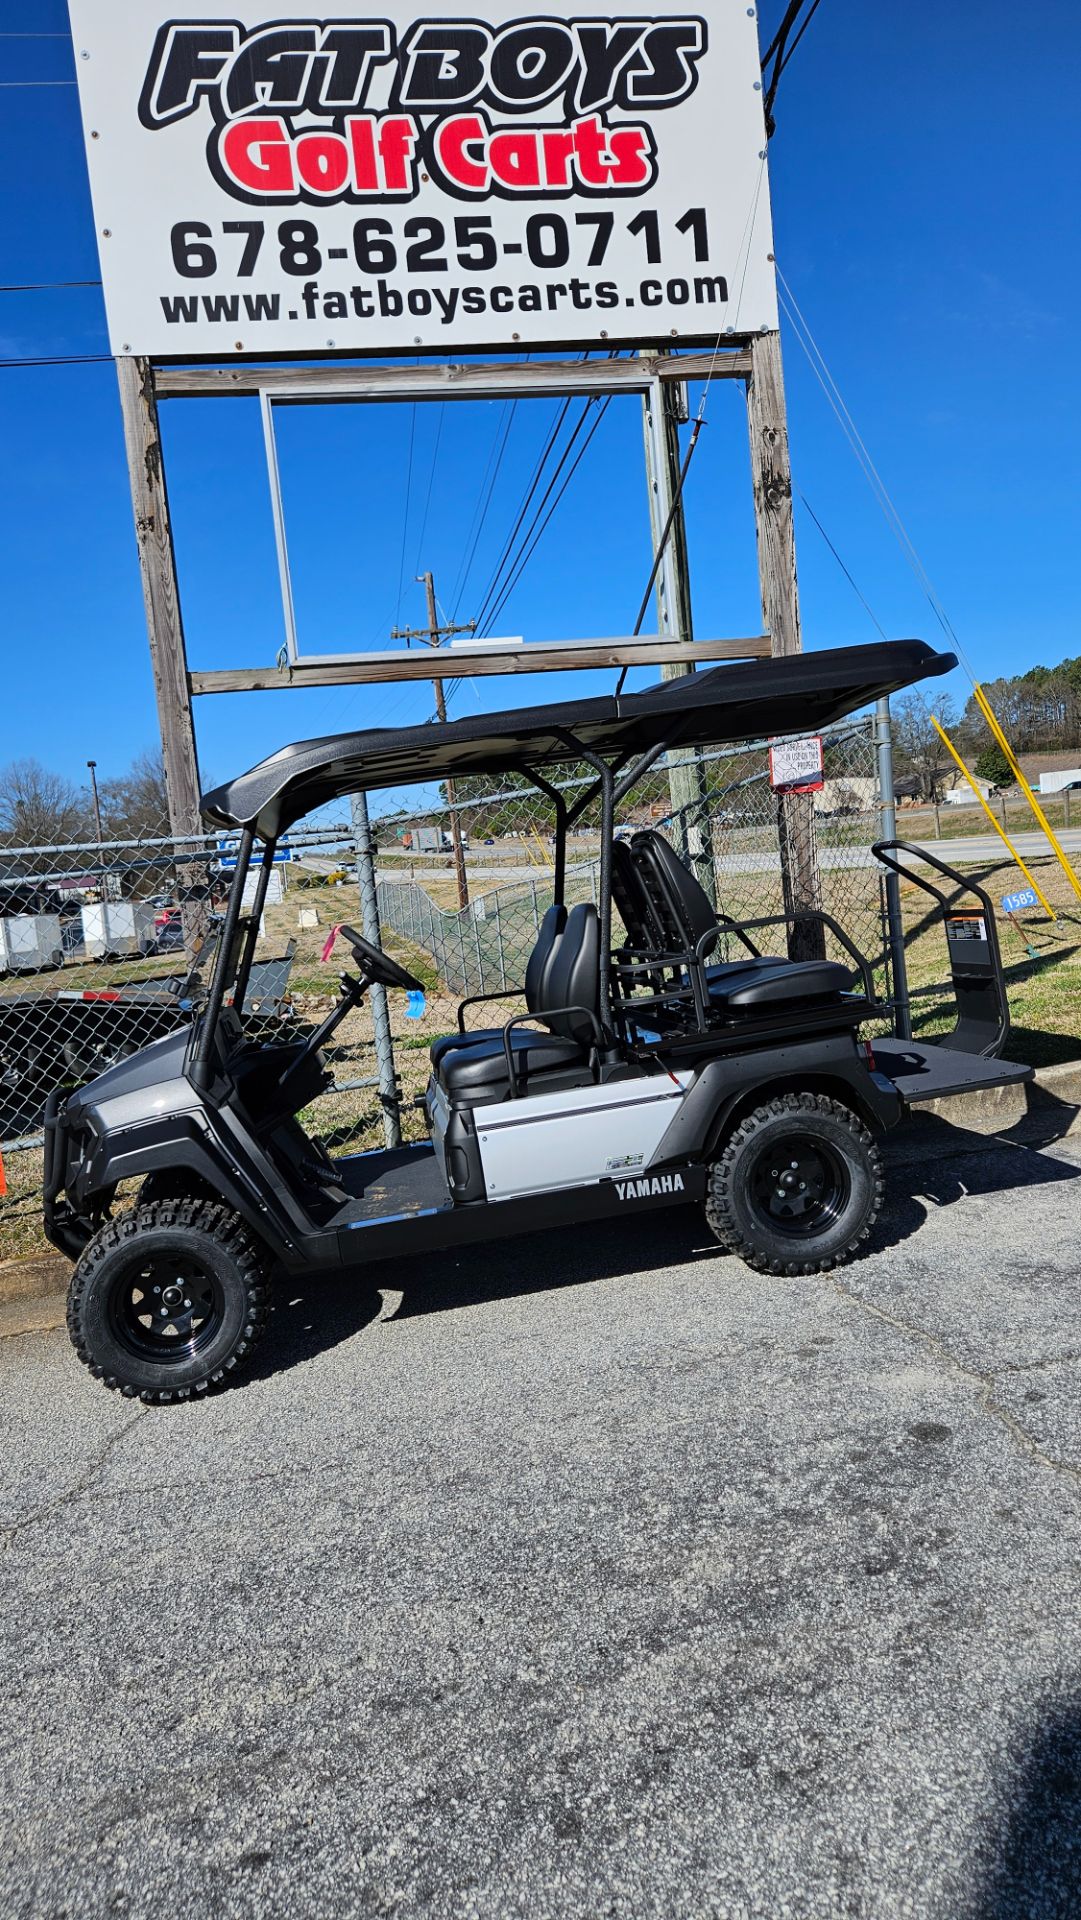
[44,641,1032,1403]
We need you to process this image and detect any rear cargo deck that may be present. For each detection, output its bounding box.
[873,1038,1033,1105]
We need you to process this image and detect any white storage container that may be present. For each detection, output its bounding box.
[0,914,64,972]
[80,901,157,959]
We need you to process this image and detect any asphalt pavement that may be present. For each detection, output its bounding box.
[4,1123,1081,1919]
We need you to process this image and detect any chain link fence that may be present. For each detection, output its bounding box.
[374,717,886,998]
[1,717,892,1254]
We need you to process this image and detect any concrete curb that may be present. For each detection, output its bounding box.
[2,1061,1080,1319]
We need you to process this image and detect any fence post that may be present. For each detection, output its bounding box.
[350,791,401,1148]
[472,909,484,992]
[875,697,911,1039]
[457,912,469,995]
[492,892,507,988]
[530,878,540,936]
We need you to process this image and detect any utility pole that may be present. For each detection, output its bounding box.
[391,572,474,910]
[640,353,716,904]
[745,330,824,961]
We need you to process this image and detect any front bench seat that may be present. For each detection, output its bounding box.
[438,902,601,1101]
[430,902,566,1070]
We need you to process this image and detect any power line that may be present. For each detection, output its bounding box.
[479,398,598,632]
[471,396,575,631]
[776,264,973,679]
[449,399,517,616]
[411,402,444,571]
[0,80,77,87]
[482,399,612,635]
[394,403,417,621]
[761,0,825,136]
[0,353,111,368]
[798,492,888,639]
[0,279,101,292]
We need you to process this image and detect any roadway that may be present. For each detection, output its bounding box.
[5,1120,1081,1916]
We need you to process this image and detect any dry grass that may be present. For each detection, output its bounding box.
[5,848,1081,1265]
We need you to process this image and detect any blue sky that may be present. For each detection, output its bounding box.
[1,0,1078,795]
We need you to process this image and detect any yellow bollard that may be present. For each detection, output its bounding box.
[930,716,1057,919]
[973,684,1081,904]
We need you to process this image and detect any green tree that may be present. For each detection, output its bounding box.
[974,744,1014,790]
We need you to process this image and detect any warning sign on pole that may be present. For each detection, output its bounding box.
[769,735,824,795]
[68,5,778,358]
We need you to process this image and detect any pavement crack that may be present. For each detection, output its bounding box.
[0,1406,149,1546]
[822,1275,1081,1492]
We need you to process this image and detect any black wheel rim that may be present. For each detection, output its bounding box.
[107,1254,225,1364]
[748,1132,851,1239]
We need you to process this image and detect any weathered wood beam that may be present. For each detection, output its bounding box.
[189,635,771,695]
[115,358,202,837]
[155,348,752,402]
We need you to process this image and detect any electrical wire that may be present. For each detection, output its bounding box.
[411,402,444,572]
[776,263,974,679]
[477,397,598,633]
[393,403,417,621]
[0,279,101,292]
[481,399,612,635]
[798,492,888,638]
[449,400,517,615]
[470,395,575,630]
[761,0,825,136]
[0,353,111,368]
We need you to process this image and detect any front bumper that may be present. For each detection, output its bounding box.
[42,1089,93,1258]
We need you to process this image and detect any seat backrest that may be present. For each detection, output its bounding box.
[630,830,719,958]
[537,902,600,1045]
[611,840,666,951]
[523,902,567,1013]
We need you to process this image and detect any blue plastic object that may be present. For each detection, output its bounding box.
[405,990,427,1020]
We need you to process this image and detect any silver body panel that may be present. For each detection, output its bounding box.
[474,1072,694,1202]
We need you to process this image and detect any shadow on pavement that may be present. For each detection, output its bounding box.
[242,1127,1081,1386]
[976,1697,1081,1918]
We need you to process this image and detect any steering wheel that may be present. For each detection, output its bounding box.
[336,925,425,994]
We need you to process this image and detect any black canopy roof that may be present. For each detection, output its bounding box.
[201,640,954,839]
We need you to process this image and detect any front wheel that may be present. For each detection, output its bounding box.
[67,1199,271,1403]
[706,1092,883,1276]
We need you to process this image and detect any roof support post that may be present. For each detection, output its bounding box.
[555,734,614,1047]
[745,330,825,962]
[523,772,568,905]
[192,827,252,1090]
[233,837,276,1013]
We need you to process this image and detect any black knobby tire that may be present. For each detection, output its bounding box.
[67,1199,271,1404]
[706,1092,884,1276]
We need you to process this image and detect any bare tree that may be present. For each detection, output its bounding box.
[0,758,87,845]
[99,750,170,840]
[892,692,958,801]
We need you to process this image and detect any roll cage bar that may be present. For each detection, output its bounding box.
[191,640,958,1084]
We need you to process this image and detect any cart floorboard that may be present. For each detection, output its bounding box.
[874,1038,1033,1105]
[333,1144,451,1224]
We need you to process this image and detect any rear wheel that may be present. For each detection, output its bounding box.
[67,1199,271,1403]
[706,1091,883,1275]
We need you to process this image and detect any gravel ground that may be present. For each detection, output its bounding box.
[4,1128,1081,1918]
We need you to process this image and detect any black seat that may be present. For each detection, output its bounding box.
[626,830,850,1012]
[430,902,566,1069]
[438,902,601,1101]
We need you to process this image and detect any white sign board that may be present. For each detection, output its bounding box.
[769,735,824,794]
[68,3,778,357]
